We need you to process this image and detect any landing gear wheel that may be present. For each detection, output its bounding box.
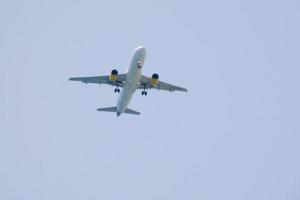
[137,61,142,69]
[114,88,120,93]
[141,91,147,96]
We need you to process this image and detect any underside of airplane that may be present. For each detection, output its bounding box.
[69,46,187,116]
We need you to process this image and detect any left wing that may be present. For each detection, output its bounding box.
[69,74,126,87]
[139,75,187,92]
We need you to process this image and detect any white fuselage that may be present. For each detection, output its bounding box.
[116,46,146,116]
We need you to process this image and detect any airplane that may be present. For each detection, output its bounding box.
[69,46,187,116]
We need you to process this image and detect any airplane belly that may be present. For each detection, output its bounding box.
[127,66,141,84]
[116,46,145,115]
[116,84,135,113]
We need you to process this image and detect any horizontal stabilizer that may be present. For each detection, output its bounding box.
[97,107,140,115]
[124,108,140,115]
[97,107,117,112]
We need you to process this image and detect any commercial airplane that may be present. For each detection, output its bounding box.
[69,46,187,116]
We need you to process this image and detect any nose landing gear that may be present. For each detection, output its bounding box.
[137,61,142,69]
[114,88,120,93]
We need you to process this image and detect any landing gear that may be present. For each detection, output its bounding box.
[137,61,142,69]
[141,84,147,96]
[114,88,120,93]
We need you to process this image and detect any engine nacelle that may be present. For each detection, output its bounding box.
[109,69,118,81]
[151,73,159,87]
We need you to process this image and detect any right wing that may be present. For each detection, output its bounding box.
[69,74,127,87]
[139,75,187,92]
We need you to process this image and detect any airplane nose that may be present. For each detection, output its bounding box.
[136,45,145,50]
[140,47,146,54]
[135,46,146,53]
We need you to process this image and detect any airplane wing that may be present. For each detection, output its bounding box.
[69,74,127,87]
[139,75,187,92]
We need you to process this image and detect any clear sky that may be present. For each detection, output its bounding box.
[1,0,300,199]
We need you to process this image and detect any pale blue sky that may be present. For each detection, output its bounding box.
[1,0,300,199]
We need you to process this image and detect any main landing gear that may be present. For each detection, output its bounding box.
[114,88,120,93]
[141,84,147,96]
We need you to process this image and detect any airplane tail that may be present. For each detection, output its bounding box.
[97,107,140,115]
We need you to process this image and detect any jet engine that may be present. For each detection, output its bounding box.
[151,73,159,87]
[109,69,118,81]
